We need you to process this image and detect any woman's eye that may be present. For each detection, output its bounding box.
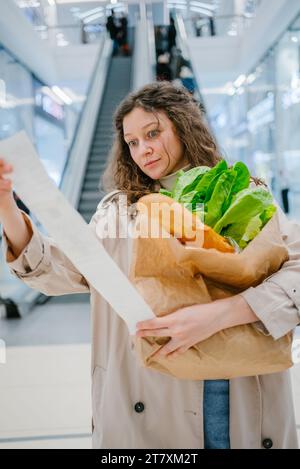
[128,140,136,147]
[148,129,159,138]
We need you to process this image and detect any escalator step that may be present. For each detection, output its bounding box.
[82,184,100,192]
[80,191,102,201]
[85,174,102,183]
[77,56,132,226]
[86,164,107,172]
[78,201,99,212]
[85,170,103,179]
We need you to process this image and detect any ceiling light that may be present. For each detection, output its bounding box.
[57,39,69,47]
[55,0,106,3]
[61,88,86,103]
[291,73,300,90]
[190,1,217,10]
[234,74,246,87]
[225,82,236,96]
[167,0,187,4]
[51,86,73,105]
[168,4,187,10]
[0,80,6,101]
[18,0,40,7]
[190,6,213,16]
[77,6,103,20]
[227,88,236,96]
[247,73,256,84]
[84,12,104,24]
[41,86,64,105]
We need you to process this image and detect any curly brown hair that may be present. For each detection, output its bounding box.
[102,81,223,204]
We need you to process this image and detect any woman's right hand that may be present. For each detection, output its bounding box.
[0,157,33,258]
[0,158,15,215]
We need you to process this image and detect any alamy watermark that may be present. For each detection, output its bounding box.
[0,339,6,365]
[96,195,205,246]
[0,79,6,105]
[292,338,300,365]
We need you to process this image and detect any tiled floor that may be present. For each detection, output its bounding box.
[0,342,299,449]
[0,297,92,449]
[0,343,92,449]
[291,370,300,446]
[0,300,299,449]
[0,436,92,450]
[0,295,91,347]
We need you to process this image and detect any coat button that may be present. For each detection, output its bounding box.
[134,402,145,413]
[262,438,273,449]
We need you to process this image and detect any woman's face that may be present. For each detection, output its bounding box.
[123,107,187,180]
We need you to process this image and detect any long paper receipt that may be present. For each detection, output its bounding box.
[0,131,155,334]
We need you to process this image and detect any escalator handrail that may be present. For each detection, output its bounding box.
[174,14,212,125]
[132,18,156,91]
[59,35,112,208]
[59,34,105,192]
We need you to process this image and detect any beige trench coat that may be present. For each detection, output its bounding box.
[2,190,300,449]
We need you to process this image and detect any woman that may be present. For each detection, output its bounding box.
[0,82,299,449]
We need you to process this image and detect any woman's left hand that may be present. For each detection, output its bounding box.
[136,299,227,359]
[136,295,258,359]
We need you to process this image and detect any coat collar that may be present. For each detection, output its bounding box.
[159,164,191,192]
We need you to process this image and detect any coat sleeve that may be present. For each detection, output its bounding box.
[240,206,300,340]
[1,200,117,296]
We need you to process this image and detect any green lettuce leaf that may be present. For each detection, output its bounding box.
[179,190,198,205]
[222,162,250,212]
[238,214,263,249]
[214,187,274,244]
[238,204,277,248]
[159,189,172,198]
[173,166,210,201]
[260,204,277,225]
[231,162,250,194]
[194,160,228,203]
[205,169,237,227]
[158,160,275,250]
[182,202,205,221]
[192,207,205,222]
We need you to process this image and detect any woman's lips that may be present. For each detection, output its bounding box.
[145,159,160,167]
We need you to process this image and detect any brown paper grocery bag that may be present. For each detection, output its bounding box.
[129,212,293,380]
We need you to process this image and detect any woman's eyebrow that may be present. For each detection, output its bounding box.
[124,121,159,137]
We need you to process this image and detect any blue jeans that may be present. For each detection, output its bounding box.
[203,379,230,449]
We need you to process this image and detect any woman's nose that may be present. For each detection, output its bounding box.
[139,141,153,156]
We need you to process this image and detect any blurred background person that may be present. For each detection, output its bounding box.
[156,52,172,81]
[168,16,177,55]
[13,192,30,216]
[279,168,290,214]
[209,16,216,36]
[106,9,119,56]
[117,12,130,56]
[155,25,169,57]
[178,65,196,95]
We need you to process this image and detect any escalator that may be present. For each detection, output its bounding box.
[1,15,155,315]
[44,19,156,307]
[44,55,133,307]
[78,56,132,223]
